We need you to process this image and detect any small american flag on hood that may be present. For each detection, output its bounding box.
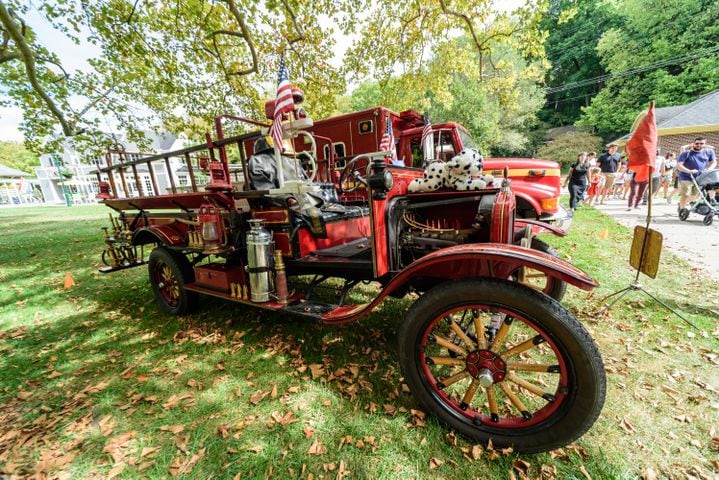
[269,56,295,151]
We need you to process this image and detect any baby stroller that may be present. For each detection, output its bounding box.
[678,168,719,225]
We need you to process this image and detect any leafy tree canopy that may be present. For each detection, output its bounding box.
[346,35,547,156]
[1,0,548,159]
[577,0,719,139]
[539,0,619,127]
[535,131,603,170]
[0,140,38,173]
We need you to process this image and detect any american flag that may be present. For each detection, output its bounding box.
[269,56,295,151]
[379,115,397,162]
[421,114,432,143]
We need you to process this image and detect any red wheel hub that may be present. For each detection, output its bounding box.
[465,350,506,384]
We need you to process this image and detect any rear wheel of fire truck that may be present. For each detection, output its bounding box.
[398,279,606,453]
[523,238,567,301]
[703,213,713,226]
[679,208,690,221]
[148,247,198,315]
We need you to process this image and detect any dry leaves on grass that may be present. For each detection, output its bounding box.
[162,392,195,410]
[160,425,185,434]
[270,411,300,427]
[168,447,206,478]
[308,438,327,455]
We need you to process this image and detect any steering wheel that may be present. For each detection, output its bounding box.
[338,155,369,193]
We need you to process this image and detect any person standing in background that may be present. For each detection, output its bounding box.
[587,152,597,169]
[564,152,590,211]
[677,137,716,212]
[656,152,676,203]
[596,143,621,205]
[643,149,664,204]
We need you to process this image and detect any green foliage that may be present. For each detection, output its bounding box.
[539,0,620,127]
[1,0,549,160]
[536,131,604,169]
[0,141,39,173]
[347,38,547,156]
[0,0,357,156]
[577,0,719,138]
[346,81,382,112]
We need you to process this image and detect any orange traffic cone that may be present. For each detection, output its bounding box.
[63,273,76,289]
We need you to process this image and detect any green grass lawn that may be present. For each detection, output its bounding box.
[0,204,717,479]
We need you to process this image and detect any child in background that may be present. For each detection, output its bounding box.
[586,167,602,206]
[622,168,634,200]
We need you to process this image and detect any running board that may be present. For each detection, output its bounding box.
[183,284,335,320]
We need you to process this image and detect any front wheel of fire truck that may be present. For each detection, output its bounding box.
[523,238,568,301]
[148,247,198,315]
[398,279,605,453]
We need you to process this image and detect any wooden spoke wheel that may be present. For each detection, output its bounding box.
[399,279,605,453]
[148,247,198,315]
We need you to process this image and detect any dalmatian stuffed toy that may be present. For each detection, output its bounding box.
[446,148,494,191]
[408,148,493,192]
[408,161,450,192]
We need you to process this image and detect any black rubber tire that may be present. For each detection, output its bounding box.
[148,247,198,315]
[529,238,568,301]
[679,208,690,221]
[703,214,713,226]
[398,279,606,453]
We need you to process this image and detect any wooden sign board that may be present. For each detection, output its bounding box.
[629,226,663,278]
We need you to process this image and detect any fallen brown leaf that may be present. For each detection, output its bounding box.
[429,457,444,469]
[17,390,33,400]
[618,417,636,434]
[513,459,531,479]
[160,425,185,434]
[579,465,592,480]
[271,411,299,427]
[540,464,557,479]
[308,438,327,455]
[641,467,658,480]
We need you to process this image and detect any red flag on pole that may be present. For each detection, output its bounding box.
[626,102,657,182]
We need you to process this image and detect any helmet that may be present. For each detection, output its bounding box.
[253,136,273,154]
[291,87,304,104]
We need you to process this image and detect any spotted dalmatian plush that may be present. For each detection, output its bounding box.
[446,148,493,191]
[408,148,493,193]
[408,161,450,192]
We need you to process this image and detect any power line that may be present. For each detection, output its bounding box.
[545,45,719,95]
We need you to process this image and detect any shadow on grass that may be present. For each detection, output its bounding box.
[1,233,629,478]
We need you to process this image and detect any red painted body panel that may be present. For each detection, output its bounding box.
[195,263,244,292]
[296,216,372,257]
[490,189,516,244]
[321,243,598,324]
[133,224,186,246]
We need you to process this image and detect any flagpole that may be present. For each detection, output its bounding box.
[597,101,697,329]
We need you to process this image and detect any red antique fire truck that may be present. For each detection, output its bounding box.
[94,105,604,453]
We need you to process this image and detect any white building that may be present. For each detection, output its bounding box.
[36,132,189,204]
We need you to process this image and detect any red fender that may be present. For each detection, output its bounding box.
[321,243,598,325]
[515,218,567,238]
[133,224,185,246]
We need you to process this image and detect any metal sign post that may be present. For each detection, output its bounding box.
[596,190,698,329]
